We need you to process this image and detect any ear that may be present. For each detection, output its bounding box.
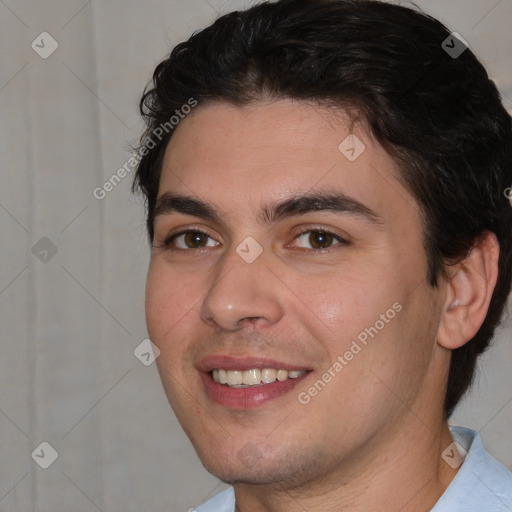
[437,231,500,350]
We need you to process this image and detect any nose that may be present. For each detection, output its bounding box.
[200,246,285,331]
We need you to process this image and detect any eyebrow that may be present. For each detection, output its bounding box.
[153,191,384,227]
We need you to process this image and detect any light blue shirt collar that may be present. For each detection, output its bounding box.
[431,426,512,511]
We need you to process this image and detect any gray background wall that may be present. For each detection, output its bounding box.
[0,0,510,510]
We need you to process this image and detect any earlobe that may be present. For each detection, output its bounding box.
[437,231,499,350]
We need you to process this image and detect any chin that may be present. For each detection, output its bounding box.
[203,461,294,487]
[198,445,323,489]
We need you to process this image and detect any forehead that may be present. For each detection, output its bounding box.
[158,99,419,228]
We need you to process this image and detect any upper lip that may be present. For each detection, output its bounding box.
[197,355,312,373]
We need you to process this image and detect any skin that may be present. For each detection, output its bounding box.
[145,99,499,511]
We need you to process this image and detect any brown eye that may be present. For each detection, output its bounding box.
[293,230,346,250]
[308,231,334,249]
[166,230,219,249]
[183,231,209,248]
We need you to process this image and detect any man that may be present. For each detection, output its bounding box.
[133,0,512,510]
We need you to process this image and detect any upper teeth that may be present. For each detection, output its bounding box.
[212,368,305,387]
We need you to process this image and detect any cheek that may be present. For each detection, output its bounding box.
[352,290,440,414]
[145,261,199,346]
[301,267,391,345]
[305,268,418,396]
[145,264,205,400]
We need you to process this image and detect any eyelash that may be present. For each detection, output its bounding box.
[156,228,349,253]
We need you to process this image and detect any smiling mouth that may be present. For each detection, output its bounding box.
[211,368,307,387]
[200,363,312,408]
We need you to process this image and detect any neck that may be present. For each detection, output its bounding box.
[233,419,459,512]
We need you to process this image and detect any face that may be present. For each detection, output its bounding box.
[145,100,446,488]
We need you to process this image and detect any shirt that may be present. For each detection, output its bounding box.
[194,426,512,511]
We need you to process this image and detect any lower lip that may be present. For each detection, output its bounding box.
[199,371,310,409]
